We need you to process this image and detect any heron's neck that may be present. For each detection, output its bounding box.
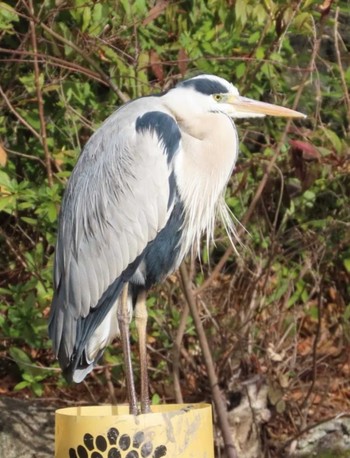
[173,111,239,257]
[178,112,238,171]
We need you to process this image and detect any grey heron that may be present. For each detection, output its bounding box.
[49,75,305,414]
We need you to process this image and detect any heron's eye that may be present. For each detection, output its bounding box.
[213,94,223,102]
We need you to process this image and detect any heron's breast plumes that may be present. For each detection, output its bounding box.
[174,112,239,258]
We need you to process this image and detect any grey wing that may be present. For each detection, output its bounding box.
[48,105,181,379]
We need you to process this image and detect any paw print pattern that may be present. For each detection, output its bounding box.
[69,427,167,458]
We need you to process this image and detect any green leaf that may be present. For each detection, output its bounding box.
[308,305,319,320]
[261,62,274,78]
[82,6,91,32]
[293,12,312,33]
[248,31,260,44]
[344,259,350,274]
[343,305,350,321]
[235,62,246,79]
[17,109,41,130]
[22,372,35,382]
[323,127,342,153]
[255,46,265,60]
[151,393,161,405]
[21,216,38,225]
[32,382,44,397]
[345,67,350,85]
[0,195,15,212]
[267,281,289,305]
[235,0,247,26]
[0,170,14,189]
[253,4,267,25]
[9,347,32,367]
[92,3,102,23]
[19,73,43,94]
[0,2,19,31]
[46,202,58,223]
[119,0,131,17]
[14,381,29,391]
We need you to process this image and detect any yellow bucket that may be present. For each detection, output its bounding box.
[55,403,214,458]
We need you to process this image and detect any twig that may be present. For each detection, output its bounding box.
[179,263,238,458]
[4,0,128,99]
[0,48,110,87]
[299,280,323,413]
[36,21,130,103]
[195,245,234,295]
[83,380,98,404]
[27,0,53,187]
[5,356,60,372]
[172,301,189,404]
[6,147,46,165]
[104,367,117,404]
[0,227,28,270]
[334,6,350,133]
[241,0,304,93]
[244,262,263,354]
[0,85,41,140]
[0,227,48,287]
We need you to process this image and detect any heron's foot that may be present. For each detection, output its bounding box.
[129,402,139,416]
[141,399,151,414]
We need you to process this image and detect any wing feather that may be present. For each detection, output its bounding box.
[68,258,81,315]
[78,254,90,313]
[49,101,181,374]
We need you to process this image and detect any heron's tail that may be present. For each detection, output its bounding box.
[49,277,125,383]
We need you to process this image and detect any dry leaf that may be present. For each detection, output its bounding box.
[0,144,7,167]
[329,286,337,301]
[143,1,169,26]
[319,0,334,14]
[177,48,188,76]
[289,139,321,161]
[149,50,164,83]
[297,336,313,356]
[340,363,350,376]
[278,373,289,388]
[267,343,285,362]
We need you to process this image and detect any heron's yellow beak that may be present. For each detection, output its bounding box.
[225,94,306,119]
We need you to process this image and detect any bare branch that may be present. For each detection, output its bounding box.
[179,263,238,458]
[0,85,41,141]
[172,300,189,404]
[334,6,350,134]
[299,280,323,412]
[27,0,53,187]
[37,22,130,103]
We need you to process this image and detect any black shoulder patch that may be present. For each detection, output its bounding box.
[135,111,181,163]
[178,77,229,95]
[142,198,184,288]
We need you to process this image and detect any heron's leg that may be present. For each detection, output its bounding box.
[117,283,138,415]
[134,289,151,414]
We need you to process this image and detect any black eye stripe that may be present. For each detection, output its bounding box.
[178,77,229,95]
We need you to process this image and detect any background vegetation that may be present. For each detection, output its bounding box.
[0,0,349,456]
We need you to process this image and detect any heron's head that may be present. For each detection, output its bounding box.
[173,74,306,119]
